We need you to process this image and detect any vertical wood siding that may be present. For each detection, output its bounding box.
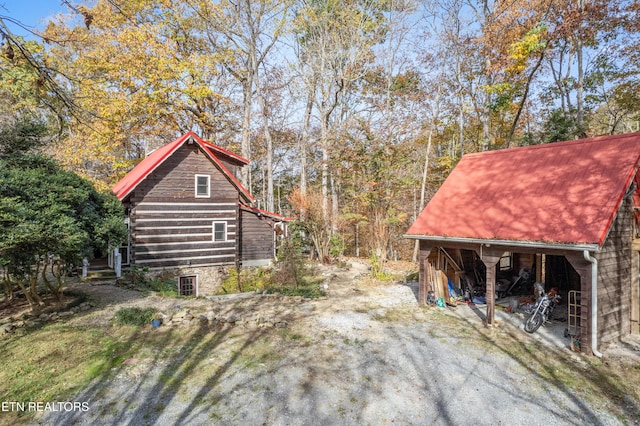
[240,210,276,262]
[129,144,239,269]
[595,197,633,342]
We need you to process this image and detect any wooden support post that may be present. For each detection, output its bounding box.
[418,241,433,306]
[478,246,503,327]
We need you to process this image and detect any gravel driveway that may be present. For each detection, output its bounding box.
[34,262,636,425]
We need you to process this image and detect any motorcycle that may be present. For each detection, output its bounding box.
[524,288,560,333]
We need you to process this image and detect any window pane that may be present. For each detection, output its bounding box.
[213,222,226,241]
[499,254,511,270]
[179,276,195,296]
[196,175,209,196]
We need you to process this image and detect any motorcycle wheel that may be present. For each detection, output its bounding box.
[524,311,544,333]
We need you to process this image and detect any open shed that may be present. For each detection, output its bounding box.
[405,132,640,356]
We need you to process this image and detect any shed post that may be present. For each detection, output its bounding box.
[418,241,433,305]
[479,247,503,326]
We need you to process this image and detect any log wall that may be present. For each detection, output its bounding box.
[128,143,238,269]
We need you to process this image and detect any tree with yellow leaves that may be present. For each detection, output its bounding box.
[42,0,237,186]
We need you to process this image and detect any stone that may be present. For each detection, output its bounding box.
[1,323,15,334]
[59,311,74,318]
[173,310,188,320]
[80,305,91,312]
[206,311,217,321]
[39,314,50,321]
[226,315,238,324]
[199,315,208,323]
[276,321,288,328]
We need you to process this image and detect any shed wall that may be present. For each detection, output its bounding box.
[595,197,633,343]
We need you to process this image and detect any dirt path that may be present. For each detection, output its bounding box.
[35,260,639,425]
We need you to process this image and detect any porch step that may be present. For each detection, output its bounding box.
[86,269,117,280]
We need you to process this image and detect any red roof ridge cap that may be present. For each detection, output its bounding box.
[184,131,250,164]
[464,131,640,158]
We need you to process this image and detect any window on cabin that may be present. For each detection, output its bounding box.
[195,174,210,198]
[213,221,227,242]
[179,276,196,296]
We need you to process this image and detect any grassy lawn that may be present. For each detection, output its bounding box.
[0,320,197,425]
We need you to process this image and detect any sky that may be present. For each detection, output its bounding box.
[0,0,67,36]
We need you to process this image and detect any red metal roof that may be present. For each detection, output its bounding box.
[201,140,249,165]
[112,131,254,203]
[406,132,640,247]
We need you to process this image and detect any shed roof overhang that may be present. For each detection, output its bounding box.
[404,234,600,254]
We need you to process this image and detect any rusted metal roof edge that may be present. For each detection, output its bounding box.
[402,234,599,252]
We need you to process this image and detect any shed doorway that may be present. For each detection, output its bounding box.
[446,249,580,350]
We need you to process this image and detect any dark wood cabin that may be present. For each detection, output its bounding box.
[405,132,640,356]
[112,131,289,296]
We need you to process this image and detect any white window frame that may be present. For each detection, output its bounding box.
[195,174,210,198]
[212,221,227,242]
[178,275,198,297]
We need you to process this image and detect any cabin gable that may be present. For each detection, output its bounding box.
[126,143,239,270]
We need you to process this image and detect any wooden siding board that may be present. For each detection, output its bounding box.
[595,197,633,343]
[140,258,235,268]
[240,210,276,262]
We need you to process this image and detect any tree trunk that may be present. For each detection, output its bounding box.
[254,67,275,212]
[320,112,330,231]
[575,0,585,134]
[505,52,545,148]
[240,78,253,189]
[330,171,339,234]
[299,81,315,220]
[412,67,445,261]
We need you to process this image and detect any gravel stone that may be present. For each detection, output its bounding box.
[35,260,638,425]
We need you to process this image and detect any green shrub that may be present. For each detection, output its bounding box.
[369,253,392,280]
[270,284,326,299]
[122,265,149,286]
[217,267,271,294]
[148,278,178,297]
[113,307,157,326]
[329,233,346,259]
[274,238,307,288]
